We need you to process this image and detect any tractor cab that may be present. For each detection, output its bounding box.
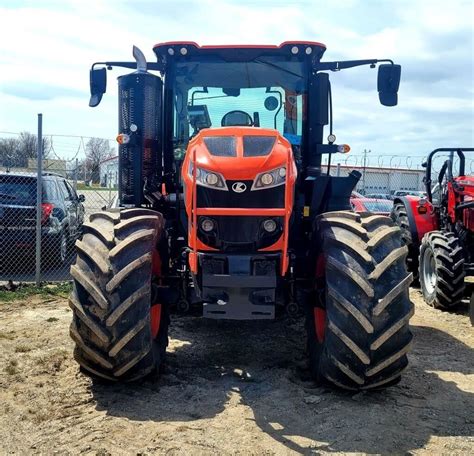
[156,41,321,166]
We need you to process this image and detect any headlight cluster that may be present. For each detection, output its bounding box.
[189,163,228,190]
[188,163,286,191]
[251,167,286,191]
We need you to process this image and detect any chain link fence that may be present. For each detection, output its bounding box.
[0,131,117,283]
[2,130,472,283]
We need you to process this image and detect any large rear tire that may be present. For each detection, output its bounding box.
[69,208,168,381]
[419,231,465,309]
[307,211,413,390]
[391,202,418,281]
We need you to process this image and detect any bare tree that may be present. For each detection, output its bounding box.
[0,132,50,168]
[0,138,21,167]
[18,132,50,161]
[85,138,115,184]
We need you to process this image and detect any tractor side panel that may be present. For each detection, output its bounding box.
[394,196,438,244]
[118,72,163,206]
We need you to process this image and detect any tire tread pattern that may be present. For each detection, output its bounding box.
[70,209,166,381]
[419,231,465,309]
[391,202,418,279]
[308,210,413,390]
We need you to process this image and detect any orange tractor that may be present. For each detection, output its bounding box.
[70,42,412,389]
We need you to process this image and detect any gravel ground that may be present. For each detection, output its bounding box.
[0,288,473,455]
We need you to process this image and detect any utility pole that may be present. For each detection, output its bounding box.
[362,149,371,195]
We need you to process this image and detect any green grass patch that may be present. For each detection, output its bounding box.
[0,282,72,303]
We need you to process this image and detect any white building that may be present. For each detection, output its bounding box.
[330,164,425,194]
[99,156,119,188]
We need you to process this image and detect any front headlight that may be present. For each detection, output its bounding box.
[251,166,286,190]
[189,163,228,191]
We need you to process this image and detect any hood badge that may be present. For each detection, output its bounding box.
[232,182,247,193]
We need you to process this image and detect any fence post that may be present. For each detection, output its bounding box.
[35,114,43,286]
[74,158,78,191]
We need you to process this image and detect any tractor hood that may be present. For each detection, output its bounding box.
[185,127,294,181]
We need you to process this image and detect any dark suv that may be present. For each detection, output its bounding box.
[0,172,85,267]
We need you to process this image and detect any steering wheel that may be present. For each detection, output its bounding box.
[221,110,253,127]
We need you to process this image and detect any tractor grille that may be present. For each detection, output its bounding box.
[197,180,285,208]
[197,215,283,252]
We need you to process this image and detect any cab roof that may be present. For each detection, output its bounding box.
[153,41,326,62]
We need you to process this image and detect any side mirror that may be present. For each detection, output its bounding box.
[78,194,85,202]
[89,67,107,107]
[421,161,427,168]
[378,64,401,106]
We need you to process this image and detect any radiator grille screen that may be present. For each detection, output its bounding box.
[118,72,162,206]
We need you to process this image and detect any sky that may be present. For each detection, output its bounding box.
[0,0,473,167]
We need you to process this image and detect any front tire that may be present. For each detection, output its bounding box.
[69,208,168,381]
[391,202,418,280]
[307,211,413,390]
[419,231,465,309]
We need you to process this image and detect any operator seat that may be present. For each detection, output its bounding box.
[221,110,253,127]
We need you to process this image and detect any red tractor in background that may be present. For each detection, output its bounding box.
[392,148,474,312]
[69,41,413,390]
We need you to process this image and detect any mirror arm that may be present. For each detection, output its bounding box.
[316,58,394,71]
[91,61,165,72]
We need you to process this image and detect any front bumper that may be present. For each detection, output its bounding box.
[198,252,279,320]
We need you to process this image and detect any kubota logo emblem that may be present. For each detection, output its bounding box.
[232,182,247,193]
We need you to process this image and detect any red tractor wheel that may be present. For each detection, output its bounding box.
[419,231,465,309]
[69,208,169,381]
[306,211,413,390]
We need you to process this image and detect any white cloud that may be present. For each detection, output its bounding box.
[0,0,472,162]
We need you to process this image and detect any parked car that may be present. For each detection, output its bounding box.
[0,172,85,267]
[365,192,393,200]
[351,196,393,215]
[392,190,427,198]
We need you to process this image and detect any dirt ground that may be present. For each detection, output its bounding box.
[0,289,473,455]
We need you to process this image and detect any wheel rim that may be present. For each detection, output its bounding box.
[422,247,437,294]
[150,246,162,339]
[150,304,162,338]
[60,232,67,263]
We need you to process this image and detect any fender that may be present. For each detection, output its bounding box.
[394,196,438,246]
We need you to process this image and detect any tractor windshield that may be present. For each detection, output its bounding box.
[172,56,308,156]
